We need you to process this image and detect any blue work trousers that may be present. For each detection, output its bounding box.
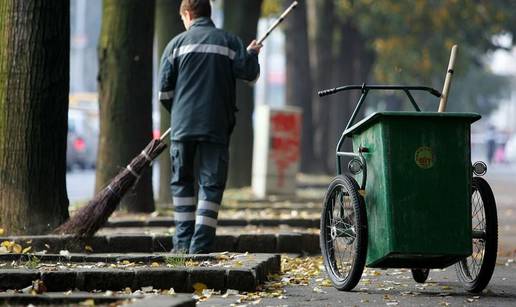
[170,141,228,254]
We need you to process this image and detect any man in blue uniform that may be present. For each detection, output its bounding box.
[159,0,261,254]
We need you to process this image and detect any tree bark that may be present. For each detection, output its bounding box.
[307,0,335,174]
[0,0,70,234]
[223,0,263,188]
[326,19,376,173]
[283,0,315,173]
[155,0,183,206]
[96,0,156,212]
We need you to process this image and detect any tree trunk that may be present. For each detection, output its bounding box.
[155,0,183,206]
[96,0,155,212]
[326,19,376,173]
[223,0,263,188]
[283,0,315,173]
[0,0,70,235]
[307,0,335,174]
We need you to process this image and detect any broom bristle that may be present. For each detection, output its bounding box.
[54,139,168,237]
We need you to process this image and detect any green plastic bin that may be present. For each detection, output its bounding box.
[345,111,481,268]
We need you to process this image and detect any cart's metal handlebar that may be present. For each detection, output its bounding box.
[318,84,441,98]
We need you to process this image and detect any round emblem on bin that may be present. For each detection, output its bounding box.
[415,146,434,169]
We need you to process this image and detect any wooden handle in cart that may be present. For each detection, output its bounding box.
[256,1,298,45]
[438,45,458,112]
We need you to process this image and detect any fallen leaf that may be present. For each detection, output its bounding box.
[22,246,32,254]
[1,241,12,248]
[151,262,160,267]
[59,250,70,256]
[0,228,4,236]
[80,299,95,306]
[12,243,22,254]
[193,282,207,294]
[84,245,93,252]
[141,286,153,293]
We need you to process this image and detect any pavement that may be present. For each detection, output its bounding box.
[6,165,514,305]
[199,258,516,306]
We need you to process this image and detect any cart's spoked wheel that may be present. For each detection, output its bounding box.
[320,175,367,291]
[455,177,498,293]
[411,268,430,283]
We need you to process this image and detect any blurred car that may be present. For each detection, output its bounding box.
[66,107,98,171]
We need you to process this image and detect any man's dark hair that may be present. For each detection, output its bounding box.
[180,0,211,19]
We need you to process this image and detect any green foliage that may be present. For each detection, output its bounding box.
[262,0,282,17]
[24,255,41,270]
[165,255,186,267]
[330,0,516,113]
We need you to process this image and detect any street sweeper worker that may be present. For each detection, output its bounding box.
[158,0,261,254]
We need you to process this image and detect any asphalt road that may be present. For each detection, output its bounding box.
[199,259,516,306]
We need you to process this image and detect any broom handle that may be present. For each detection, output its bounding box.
[256,1,298,45]
[438,45,458,112]
[160,128,171,141]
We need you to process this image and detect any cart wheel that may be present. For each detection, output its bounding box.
[455,176,498,293]
[411,269,429,283]
[320,175,367,291]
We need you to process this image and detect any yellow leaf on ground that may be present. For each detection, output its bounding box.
[193,282,207,294]
[1,241,12,248]
[0,228,4,236]
[12,243,22,254]
[80,298,95,306]
[22,246,32,254]
[151,262,160,267]
[84,245,93,252]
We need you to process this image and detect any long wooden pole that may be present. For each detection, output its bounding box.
[438,45,458,112]
[257,1,298,45]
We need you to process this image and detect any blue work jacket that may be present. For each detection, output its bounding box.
[159,17,260,145]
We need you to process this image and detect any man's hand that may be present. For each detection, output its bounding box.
[247,40,263,54]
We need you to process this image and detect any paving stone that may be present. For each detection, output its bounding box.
[248,219,313,227]
[107,234,153,253]
[226,269,256,292]
[277,233,304,253]
[128,295,196,307]
[41,271,77,291]
[133,268,187,292]
[153,235,173,252]
[236,234,276,253]
[147,217,174,227]
[301,233,320,254]
[107,219,145,227]
[0,292,140,305]
[212,235,237,252]
[187,267,226,291]
[217,220,248,226]
[0,270,39,290]
[79,269,135,291]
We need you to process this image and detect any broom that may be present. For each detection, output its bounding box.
[54,129,171,237]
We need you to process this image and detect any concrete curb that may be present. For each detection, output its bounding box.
[0,293,195,306]
[1,233,320,254]
[0,253,281,292]
[105,218,320,228]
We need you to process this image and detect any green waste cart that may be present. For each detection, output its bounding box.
[318,85,498,294]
